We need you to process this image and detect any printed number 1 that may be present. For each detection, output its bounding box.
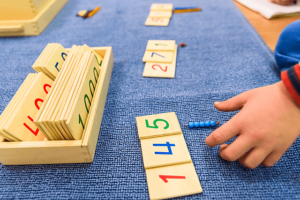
[79,114,84,129]
[155,43,167,46]
[145,119,169,129]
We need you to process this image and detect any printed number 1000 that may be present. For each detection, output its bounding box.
[78,55,102,130]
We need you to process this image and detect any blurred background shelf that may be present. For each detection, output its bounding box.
[0,0,68,36]
[234,0,300,51]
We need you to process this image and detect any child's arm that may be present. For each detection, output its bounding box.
[205,20,300,169]
[269,0,295,6]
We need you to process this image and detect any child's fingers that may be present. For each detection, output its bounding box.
[218,135,253,161]
[219,144,229,153]
[237,152,247,166]
[219,144,229,149]
[262,150,285,167]
[214,91,251,112]
[205,115,241,147]
[238,147,271,169]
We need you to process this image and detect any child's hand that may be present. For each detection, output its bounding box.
[269,0,295,6]
[205,81,300,169]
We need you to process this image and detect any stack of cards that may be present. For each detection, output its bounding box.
[142,40,177,78]
[32,43,68,80]
[0,72,53,141]
[136,112,202,199]
[34,44,104,140]
[145,3,173,26]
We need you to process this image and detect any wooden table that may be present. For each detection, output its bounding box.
[234,1,300,51]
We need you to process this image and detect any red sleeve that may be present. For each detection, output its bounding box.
[281,64,300,106]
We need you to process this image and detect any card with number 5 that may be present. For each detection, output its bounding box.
[136,112,182,139]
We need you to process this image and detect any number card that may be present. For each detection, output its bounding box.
[143,45,177,78]
[142,50,173,63]
[145,17,170,26]
[4,73,53,141]
[145,163,202,200]
[149,11,172,18]
[44,44,67,78]
[140,134,191,169]
[66,52,101,140]
[37,46,79,140]
[146,40,175,51]
[32,43,67,80]
[136,112,182,139]
[150,3,173,11]
[0,74,35,141]
[39,44,57,79]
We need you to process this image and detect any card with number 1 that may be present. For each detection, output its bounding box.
[143,50,173,63]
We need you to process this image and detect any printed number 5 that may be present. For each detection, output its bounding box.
[145,119,169,129]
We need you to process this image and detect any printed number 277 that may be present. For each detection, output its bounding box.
[145,119,169,129]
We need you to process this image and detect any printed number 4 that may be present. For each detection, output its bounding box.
[145,119,169,129]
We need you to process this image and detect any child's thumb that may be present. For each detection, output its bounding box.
[214,92,249,112]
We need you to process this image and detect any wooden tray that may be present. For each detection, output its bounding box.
[0,47,114,165]
[0,0,68,36]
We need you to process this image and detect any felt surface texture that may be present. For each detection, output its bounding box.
[0,0,299,199]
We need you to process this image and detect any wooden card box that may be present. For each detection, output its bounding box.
[0,0,68,36]
[0,47,114,165]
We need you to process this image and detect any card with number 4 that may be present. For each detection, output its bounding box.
[140,134,191,169]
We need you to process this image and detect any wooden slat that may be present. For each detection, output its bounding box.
[82,47,114,161]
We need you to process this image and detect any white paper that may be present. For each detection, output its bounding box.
[237,0,300,19]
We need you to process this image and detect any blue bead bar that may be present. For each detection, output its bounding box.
[186,121,218,128]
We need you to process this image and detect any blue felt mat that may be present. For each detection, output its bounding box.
[0,0,300,199]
